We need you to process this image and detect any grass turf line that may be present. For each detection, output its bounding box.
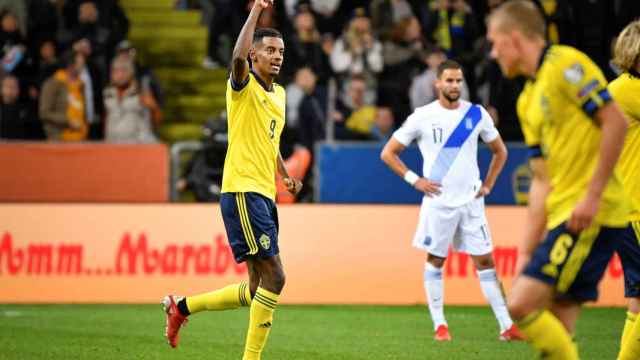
[0,305,624,359]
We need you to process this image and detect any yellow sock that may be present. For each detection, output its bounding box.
[619,311,640,360]
[185,282,251,314]
[517,310,579,360]
[621,312,637,349]
[243,287,280,360]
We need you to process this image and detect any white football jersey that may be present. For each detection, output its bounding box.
[393,100,499,208]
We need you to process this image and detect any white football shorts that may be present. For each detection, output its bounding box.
[412,196,493,257]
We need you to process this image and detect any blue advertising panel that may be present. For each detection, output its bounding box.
[316,142,531,205]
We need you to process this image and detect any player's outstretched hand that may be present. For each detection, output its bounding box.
[414,178,441,197]
[255,0,274,10]
[284,177,302,196]
[567,197,599,234]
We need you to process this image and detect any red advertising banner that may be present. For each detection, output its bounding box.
[0,205,624,305]
[0,143,168,202]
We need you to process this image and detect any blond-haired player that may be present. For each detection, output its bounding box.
[488,1,630,359]
[610,19,640,360]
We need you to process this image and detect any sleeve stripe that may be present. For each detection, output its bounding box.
[597,88,612,103]
[581,89,612,117]
[527,145,543,158]
[230,74,250,91]
[582,99,599,116]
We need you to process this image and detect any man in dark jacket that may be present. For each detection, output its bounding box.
[0,74,43,139]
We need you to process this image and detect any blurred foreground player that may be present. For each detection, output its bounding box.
[610,19,640,360]
[488,1,630,358]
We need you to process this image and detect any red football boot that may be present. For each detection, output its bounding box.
[162,295,188,348]
[499,324,526,341]
[434,324,452,341]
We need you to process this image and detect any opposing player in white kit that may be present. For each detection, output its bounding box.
[381,60,524,342]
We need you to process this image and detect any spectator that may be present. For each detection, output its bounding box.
[63,0,129,49]
[1,10,31,80]
[370,106,395,141]
[333,74,377,140]
[0,0,27,37]
[307,0,342,36]
[0,74,42,139]
[282,4,333,85]
[531,0,574,45]
[66,0,128,81]
[32,40,59,91]
[330,8,383,105]
[71,2,105,65]
[410,47,469,109]
[423,0,480,101]
[566,0,617,79]
[39,50,88,141]
[380,16,426,121]
[370,0,414,40]
[73,38,104,139]
[202,0,233,69]
[286,67,326,150]
[27,0,59,48]
[103,56,159,143]
[116,40,164,108]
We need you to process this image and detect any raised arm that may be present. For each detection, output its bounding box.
[231,0,272,84]
[567,101,628,233]
[477,135,508,197]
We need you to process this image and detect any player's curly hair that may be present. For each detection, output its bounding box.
[613,19,640,72]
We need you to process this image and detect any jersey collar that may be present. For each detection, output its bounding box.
[532,44,551,80]
[629,68,640,79]
[250,70,274,92]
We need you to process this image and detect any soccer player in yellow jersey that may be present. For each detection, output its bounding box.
[488,1,630,359]
[610,19,640,360]
[162,1,302,359]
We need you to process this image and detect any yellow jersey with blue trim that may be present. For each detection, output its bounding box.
[221,71,286,200]
[609,72,640,221]
[517,45,629,229]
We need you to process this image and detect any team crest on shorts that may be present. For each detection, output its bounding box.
[259,234,271,250]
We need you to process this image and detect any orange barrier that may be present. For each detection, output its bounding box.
[276,147,312,203]
[0,143,168,202]
[0,205,624,305]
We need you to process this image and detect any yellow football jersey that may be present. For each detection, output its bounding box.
[517,45,629,229]
[610,72,640,221]
[221,72,286,200]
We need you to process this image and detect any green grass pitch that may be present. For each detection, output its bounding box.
[0,305,624,359]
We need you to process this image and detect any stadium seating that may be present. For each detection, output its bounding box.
[122,0,228,143]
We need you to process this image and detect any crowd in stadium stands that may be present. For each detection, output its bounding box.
[0,0,165,142]
[2,0,638,144]
[194,0,639,147]
[1,0,639,201]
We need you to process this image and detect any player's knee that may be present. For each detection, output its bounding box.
[473,255,494,270]
[271,271,286,293]
[427,254,446,268]
[261,267,286,293]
